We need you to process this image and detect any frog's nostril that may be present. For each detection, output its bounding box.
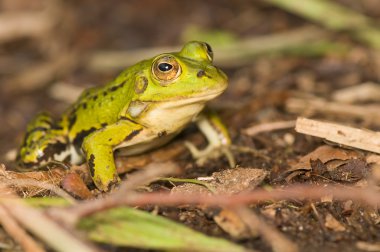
[197,70,206,78]
[197,69,212,79]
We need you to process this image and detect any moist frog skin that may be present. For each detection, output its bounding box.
[17,41,233,191]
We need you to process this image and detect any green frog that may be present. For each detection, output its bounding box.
[17,41,234,191]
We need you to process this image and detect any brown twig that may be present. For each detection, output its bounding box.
[0,184,101,252]
[332,82,380,103]
[2,201,101,252]
[235,207,298,252]
[48,161,180,225]
[116,161,179,194]
[286,97,380,125]
[87,26,330,71]
[55,184,379,225]
[295,117,380,154]
[0,205,45,252]
[242,120,296,136]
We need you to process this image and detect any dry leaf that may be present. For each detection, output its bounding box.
[171,167,268,239]
[61,172,93,199]
[324,213,345,232]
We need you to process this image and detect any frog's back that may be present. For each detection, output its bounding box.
[64,72,136,148]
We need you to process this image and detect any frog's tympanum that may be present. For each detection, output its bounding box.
[17,41,234,191]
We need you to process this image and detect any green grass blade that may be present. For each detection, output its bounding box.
[78,207,249,252]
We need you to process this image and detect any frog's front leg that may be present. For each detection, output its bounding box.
[82,120,143,191]
[185,112,236,168]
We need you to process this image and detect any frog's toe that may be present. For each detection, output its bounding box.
[93,174,121,192]
[185,141,236,168]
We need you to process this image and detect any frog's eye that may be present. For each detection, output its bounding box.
[152,55,181,84]
[204,43,213,61]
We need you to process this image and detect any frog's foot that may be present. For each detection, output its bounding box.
[185,141,235,168]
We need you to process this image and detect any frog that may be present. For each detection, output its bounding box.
[17,41,234,191]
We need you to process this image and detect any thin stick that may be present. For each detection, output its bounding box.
[87,26,332,71]
[0,205,45,252]
[48,161,179,225]
[235,207,298,252]
[56,184,379,223]
[286,97,380,124]
[243,120,296,136]
[266,0,380,49]
[2,201,101,252]
[0,184,101,252]
[295,117,380,154]
[115,161,179,195]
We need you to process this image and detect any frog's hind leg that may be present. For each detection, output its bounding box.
[17,112,70,169]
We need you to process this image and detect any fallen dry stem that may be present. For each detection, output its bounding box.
[48,161,180,225]
[243,120,296,136]
[0,183,100,252]
[266,0,380,48]
[2,200,101,252]
[295,117,380,154]
[286,97,380,124]
[235,207,298,252]
[0,205,45,252]
[115,161,179,196]
[61,184,379,223]
[88,26,329,71]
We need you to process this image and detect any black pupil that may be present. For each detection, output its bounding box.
[158,63,173,72]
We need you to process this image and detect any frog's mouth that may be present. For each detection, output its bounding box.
[176,90,224,105]
[129,82,227,120]
[163,82,227,105]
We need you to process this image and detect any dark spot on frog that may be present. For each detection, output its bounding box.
[73,127,97,150]
[101,123,108,127]
[108,175,120,190]
[197,70,211,79]
[39,141,67,162]
[109,80,126,92]
[92,95,98,101]
[27,126,51,135]
[110,97,114,101]
[51,123,63,130]
[158,131,167,138]
[109,86,118,92]
[88,154,95,177]
[124,129,142,141]
[39,117,53,125]
[68,114,77,130]
[82,103,87,109]
[103,91,108,96]
[108,138,112,142]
